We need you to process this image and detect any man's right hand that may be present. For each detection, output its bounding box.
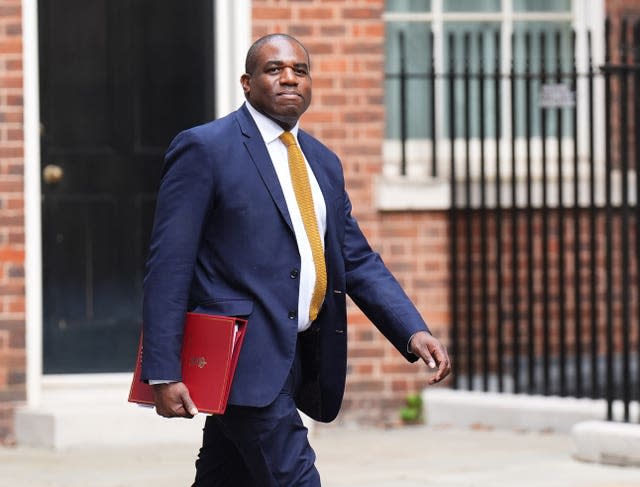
[151,382,199,418]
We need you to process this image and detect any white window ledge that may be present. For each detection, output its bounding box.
[376,169,638,212]
[376,175,450,211]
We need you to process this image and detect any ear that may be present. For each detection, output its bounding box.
[240,74,251,95]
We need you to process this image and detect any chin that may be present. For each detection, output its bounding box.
[274,108,303,120]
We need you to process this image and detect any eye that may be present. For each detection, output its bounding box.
[295,68,309,76]
[267,67,281,74]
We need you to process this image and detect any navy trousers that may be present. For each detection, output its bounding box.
[192,343,321,487]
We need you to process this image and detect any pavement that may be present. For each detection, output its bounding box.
[1,424,639,487]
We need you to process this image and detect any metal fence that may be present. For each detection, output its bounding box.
[386,19,640,423]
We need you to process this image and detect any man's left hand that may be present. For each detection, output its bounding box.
[409,332,451,385]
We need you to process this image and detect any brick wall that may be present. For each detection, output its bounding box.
[0,0,25,444]
[252,0,451,426]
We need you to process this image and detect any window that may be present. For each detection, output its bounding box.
[382,0,604,186]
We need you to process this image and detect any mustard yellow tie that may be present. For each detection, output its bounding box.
[279,131,327,321]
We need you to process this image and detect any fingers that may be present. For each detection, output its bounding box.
[421,348,437,370]
[152,382,198,418]
[411,333,452,385]
[180,389,199,417]
[427,343,452,385]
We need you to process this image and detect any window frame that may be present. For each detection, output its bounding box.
[381,0,606,196]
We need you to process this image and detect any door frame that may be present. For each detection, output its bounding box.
[23,0,251,407]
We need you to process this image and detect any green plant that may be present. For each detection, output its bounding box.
[399,393,423,424]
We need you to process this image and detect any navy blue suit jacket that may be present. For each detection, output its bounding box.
[142,104,429,422]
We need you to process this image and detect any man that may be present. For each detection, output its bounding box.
[142,33,451,486]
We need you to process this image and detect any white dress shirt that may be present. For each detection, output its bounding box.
[245,102,327,332]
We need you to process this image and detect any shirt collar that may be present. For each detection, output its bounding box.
[245,101,300,145]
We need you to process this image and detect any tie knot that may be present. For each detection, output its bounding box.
[279,131,297,147]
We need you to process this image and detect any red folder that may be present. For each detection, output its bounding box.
[128,312,248,414]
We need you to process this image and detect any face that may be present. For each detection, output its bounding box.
[241,37,312,130]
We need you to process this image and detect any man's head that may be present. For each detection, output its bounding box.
[241,34,312,131]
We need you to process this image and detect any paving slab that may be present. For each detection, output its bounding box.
[0,424,639,487]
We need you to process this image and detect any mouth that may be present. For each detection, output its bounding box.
[277,92,302,100]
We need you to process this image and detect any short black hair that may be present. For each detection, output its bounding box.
[244,33,311,74]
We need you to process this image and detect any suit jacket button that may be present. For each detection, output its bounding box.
[290,268,299,279]
[288,311,297,320]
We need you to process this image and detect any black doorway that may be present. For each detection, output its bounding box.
[39,0,215,373]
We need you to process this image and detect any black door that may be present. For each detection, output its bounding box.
[39,0,214,373]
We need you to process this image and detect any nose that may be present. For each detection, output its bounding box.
[279,67,298,85]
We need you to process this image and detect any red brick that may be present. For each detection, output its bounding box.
[288,25,313,37]
[0,111,22,123]
[7,297,24,313]
[320,94,346,106]
[0,146,22,157]
[7,231,24,244]
[345,379,384,392]
[343,111,383,123]
[304,41,334,55]
[6,197,21,209]
[349,345,385,358]
[0,215,23,227]
[343,42,383,55]
[299,8,335,20]
[320,25,346,36]
[0,247,23,262]
[300,110,337,124]
[253,8,292,20]
[0,388,25,402]
[0,180,22,192]
[0,283,24,295]
[391,379,409,392]
[0,75,21,88]
[381,362,418,374]
[0,6,20,16]
[5,95,21,106]
[342,8,382,20]
[6,265,23,278]
[5,58,21,70]
[5,22,20,36]
[353,363,374,374]
[316,58,348,72]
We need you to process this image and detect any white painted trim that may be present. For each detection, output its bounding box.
[21,0,43,408]
[214,0,251,118]
[384,12,573,23]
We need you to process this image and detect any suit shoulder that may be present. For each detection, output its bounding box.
[298,129,342,167]
[161,111,240,177]
[174,111,239,144]
[298,129,339,159]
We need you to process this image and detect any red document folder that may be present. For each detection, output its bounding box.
[128,312,248,414]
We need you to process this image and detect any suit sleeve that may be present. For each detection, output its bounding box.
[141,130,215,381]
[342,191,430,362]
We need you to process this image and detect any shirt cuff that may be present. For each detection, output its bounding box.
[148,380,178,385]
[407,330,430,354]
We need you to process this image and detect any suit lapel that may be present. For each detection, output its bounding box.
[298,131,336,205]
[298,131,340,254]
[236,105,294,233]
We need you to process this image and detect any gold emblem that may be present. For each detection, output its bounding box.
[189,356,207,368]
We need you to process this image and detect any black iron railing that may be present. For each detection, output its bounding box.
[386,19,640,423]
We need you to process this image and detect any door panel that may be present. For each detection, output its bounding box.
[39,0,214,373]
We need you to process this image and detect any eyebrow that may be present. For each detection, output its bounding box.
[265,60,309,69]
